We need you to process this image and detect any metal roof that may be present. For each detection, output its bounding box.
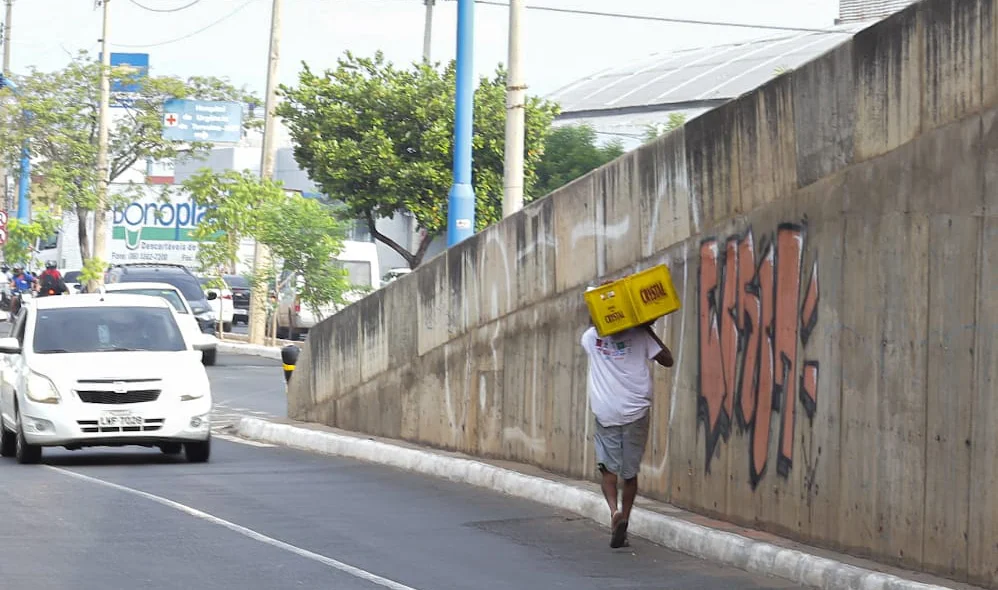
[548,22,869,116]
[838,0,918,24]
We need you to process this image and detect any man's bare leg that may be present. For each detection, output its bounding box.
[599,468,619,517]
[621,476,638,521]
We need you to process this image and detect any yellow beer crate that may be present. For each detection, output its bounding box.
[584,264,682,337]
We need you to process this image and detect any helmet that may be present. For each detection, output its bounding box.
[45,260,57,270]
[12,263,23,272]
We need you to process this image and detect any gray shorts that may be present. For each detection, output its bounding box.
[593,413,650,480]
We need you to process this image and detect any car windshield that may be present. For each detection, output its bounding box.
[110,288,188,314]
[223,274,250,289]
[32,306,187,354]
[64,271,81,283]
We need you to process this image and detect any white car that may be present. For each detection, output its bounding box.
[198,277,234,332]
[0,293,215,464]
[102,282,218,366]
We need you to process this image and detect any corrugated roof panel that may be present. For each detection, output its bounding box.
[838,0,917,23]
[550,23,866,114]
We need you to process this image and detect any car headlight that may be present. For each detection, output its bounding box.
[196,310,217,321]
[26,372,60,404]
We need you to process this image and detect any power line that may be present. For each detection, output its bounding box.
[112,0,258,48]
[450,0,847,34]
[128,0,204,13]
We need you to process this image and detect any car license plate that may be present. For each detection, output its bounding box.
[234,309,247,316]
[99,411,143,428]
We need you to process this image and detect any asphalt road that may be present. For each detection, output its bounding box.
[0,347,805,590]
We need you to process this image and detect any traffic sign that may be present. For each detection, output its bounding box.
[0,228,8,246]
[109,53,149,93]
[0,210,9,226]
[161,99,243,144]
[0,209,7,245]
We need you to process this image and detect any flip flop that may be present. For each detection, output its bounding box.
[610,513,629,548]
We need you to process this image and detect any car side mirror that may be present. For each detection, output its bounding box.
[206,291,218,301]
[0,337,21,354]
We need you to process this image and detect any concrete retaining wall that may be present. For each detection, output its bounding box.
[287,1,998,586]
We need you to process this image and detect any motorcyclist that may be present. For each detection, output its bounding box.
[0,265,10,311]
[37,260,68,297]
[8,264,36,319]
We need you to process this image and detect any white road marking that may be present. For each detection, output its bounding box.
[247,410,271,416]
[213,433,275,447]
[46,466,421,590]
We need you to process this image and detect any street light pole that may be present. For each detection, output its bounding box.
[502,0,525,218]
[446,0,475,247]
[91,0,112,289]
[249,0,282,346]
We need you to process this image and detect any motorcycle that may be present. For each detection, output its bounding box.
[9,288,34,321]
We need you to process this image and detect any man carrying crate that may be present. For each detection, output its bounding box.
[581,285,674,549]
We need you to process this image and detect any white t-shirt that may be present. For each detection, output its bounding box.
[581,326,663,427]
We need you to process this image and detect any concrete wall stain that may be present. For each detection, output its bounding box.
[697,222,820,489]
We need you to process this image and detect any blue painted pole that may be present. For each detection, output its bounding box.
[446,0,475,247]
[16,139,29,222]
[0,75,30,222]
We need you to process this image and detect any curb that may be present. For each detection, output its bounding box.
[235,417,952,590]
[217,341,289,360]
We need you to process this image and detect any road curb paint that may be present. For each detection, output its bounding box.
[236,417,953,590]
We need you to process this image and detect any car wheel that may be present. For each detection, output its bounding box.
[15,417,41,464]
[160,442,182,455]
[185,438,210,463]
[223,322,232,333]
[0,422,16,457]
[201,347,217,366]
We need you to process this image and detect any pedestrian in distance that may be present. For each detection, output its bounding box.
[581,282,674,549]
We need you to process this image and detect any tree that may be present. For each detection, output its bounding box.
[253,194,355,320]
[181,169,354,339]
[1,212,60,267]
[0,50,257,283]
[642,112,688,143]
[533,124,624,197]
[277,51,559,269]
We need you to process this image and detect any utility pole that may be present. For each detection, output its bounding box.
[422,0,434,62]
[2,0,12,74]
[446,0,475,247]
[502,0,525,218]
[249,0,281,346]
[1,0,12,214]
[90,0,111,290]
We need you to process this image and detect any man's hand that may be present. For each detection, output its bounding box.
[654,346,674,368]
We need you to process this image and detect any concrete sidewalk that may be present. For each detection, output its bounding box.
[216,339,296,361]
[235,417,973,590]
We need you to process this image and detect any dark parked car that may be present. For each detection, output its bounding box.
[106,263,218,334]
[221,274,250,326]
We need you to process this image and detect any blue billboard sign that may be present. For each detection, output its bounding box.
[161,99,243,143]
[108,53,149,93]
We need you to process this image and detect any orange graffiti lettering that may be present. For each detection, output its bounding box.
[697,223,821,489]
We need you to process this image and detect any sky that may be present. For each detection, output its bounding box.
[7,0,840,100]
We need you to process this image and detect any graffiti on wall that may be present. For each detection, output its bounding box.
[697,222,820,489]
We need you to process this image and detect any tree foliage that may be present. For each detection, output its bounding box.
[642,112,688,143]
[277,51,559,269]
[181,169,353,317]
[1,211,60,267]
[0,51,257,270]
[533,124,624,197]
